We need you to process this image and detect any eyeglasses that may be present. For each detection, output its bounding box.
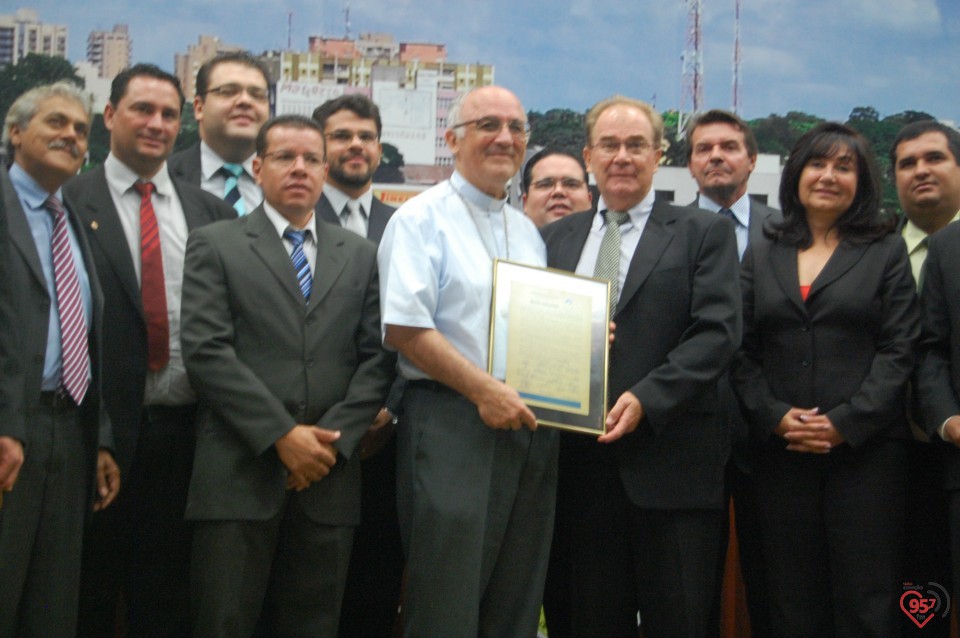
[530,177,587,192]
[325,130,379,145]
[592,138,655,157]
[451,116,530,139]
[203,83,269,103]
[261,151,325,169]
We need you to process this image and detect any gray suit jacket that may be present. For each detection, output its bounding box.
[1,167,110,474]
[180,205,395,524]
[315,192,395,245]
[62,165,235,474]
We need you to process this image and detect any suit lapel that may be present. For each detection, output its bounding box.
[808,240,867,300]
[366,199,392,243]
[171,170,217,231]
[550,213,591,272]
[3,169,48,291]
[617,200,674,316]
[246,207,307,306]
[307,223,347,315]
[315,194,341,228]
[71,168,144,316]
[768,241,806,313]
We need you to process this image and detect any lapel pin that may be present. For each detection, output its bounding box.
[90,221,99,230]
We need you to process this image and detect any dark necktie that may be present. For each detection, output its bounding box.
[220,163,245,216]
[719,207,738,226]
[45,195,90,404]
[134,181,170,371]
[284,228,312,302]
[593,210,630,318]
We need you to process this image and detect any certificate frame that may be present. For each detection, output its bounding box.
[487,259,610,435]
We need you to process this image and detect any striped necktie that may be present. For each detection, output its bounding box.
[133,181,170,371]
[593,210,630,318]
[221,163,245,216]
[284,228,312,302]
[44,195,90,404]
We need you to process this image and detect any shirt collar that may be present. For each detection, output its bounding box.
[199,140,255,181]
[323,182,373,218]
[450,170,507,213]
[697,192,751,228]
[104,153,175,198]
[8,162,59,210]
[594,188,655,230]
[901,210,960,254]
[262,200,317,241]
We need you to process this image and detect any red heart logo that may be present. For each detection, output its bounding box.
[900,590,935,629]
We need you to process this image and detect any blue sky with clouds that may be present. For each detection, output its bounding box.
[10,0,960,124]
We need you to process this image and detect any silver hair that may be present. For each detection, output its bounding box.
[446,91,469,140]
[3,80,92,158]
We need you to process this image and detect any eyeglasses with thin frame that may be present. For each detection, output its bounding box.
[202,83,269,103]
[325,130,379,145]
[530,177,587,192]
[451,116,530,140]
[261,150,325,169]
[592,137,655,157]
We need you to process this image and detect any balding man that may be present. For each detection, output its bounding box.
[378,86,557,636]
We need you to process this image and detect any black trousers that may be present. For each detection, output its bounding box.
[77,404,196,638]
[545,437,723,638]
[757,438,908,638]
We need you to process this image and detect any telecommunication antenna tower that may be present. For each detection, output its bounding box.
[344,2,352,40]
[732,0,742,114]
[287,11,292,50]
[679,0,704,137]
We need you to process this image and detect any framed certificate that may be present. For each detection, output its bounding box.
[487,259,610,435]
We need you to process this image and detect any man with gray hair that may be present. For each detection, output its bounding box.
[378,85,558,636]
[0,81,120,636]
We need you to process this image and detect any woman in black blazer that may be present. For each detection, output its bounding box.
[731,122,919,637]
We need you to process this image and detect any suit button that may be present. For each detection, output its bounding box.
[801,360,810,367]
[305,358,315,368]
[801,325,810,332]
[305,317,315,325]
[297,400,307,410]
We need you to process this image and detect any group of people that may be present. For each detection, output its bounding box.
[0,50,958,638]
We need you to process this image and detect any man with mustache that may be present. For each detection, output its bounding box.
[63,64,235,637]
[891,120,960,638]
[0,81,120,636]
[169,52,269,216]
[378,85,557,637]
[522,148,593,227]
[311,93,403,637]
[686,108,779,638]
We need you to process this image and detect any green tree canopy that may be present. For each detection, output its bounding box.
[528,108,585,157]
[0,54,85,124]
[374,142,405,183]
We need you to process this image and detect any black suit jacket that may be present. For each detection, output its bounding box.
[690,195,780,252]
[180,205,395,524]
[315,192,395,245]
[62,164,235,474]
[543,198,742,509]
[917,221,960,489]
[733,232,918,448]
[166,143,203,186]
[1,167,110,478]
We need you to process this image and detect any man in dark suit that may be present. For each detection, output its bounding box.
[312,94,394,243]
[64,64,236,637]
[312,93,403,637]
[894,120,960,636]
[168,51,269,215]
[0,81,120,636]
[542,95,741,637]
[181,114,394,636]
[917,220,960,617]
[686,108,780,638]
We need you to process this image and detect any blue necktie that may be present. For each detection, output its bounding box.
[283,228,312,302]
[221,163,245,216]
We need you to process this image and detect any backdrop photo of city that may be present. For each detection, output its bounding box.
[1,0,957,212]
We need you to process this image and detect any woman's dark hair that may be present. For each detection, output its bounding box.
[768,121,892,247]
